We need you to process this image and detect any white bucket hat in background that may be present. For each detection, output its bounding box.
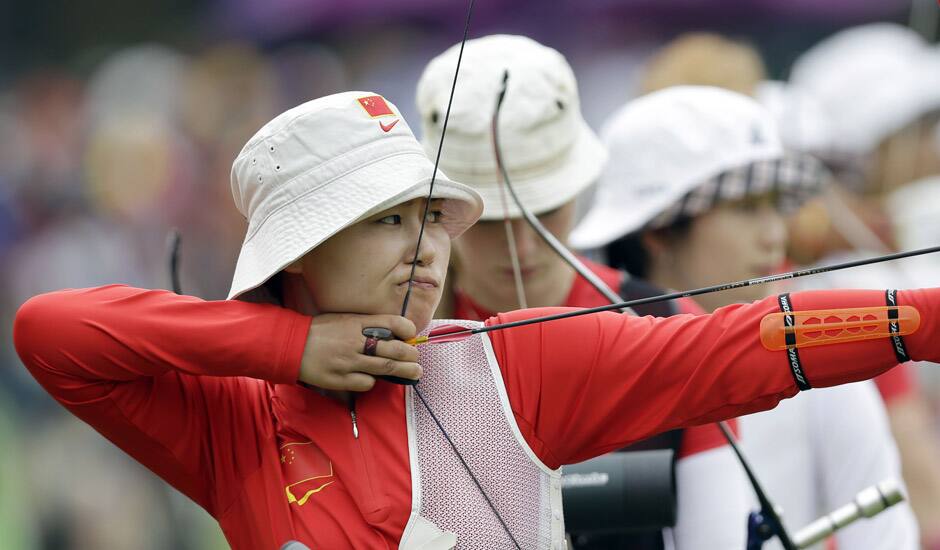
[755,80,834,154]
[886,175,940,289]
[789,23,939,157]
[929,46,940,156]
[416,34,607,220]
[570,86,789,250]
[888,175,940,254]
[228,91,483,300]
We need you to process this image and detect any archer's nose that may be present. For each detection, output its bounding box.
[510,218,540,263]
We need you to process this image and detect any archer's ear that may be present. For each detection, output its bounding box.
[283,260,303,275]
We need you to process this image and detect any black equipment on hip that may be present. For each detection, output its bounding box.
[563,446,679,549]
[564,277,685,550]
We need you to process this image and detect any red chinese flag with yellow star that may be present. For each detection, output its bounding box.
[357,95,394,118]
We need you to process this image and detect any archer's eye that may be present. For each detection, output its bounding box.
[377,214,402,225]
[426,210,444,223]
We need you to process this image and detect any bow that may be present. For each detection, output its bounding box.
[489,67,796,550]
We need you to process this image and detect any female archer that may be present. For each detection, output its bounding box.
[14,90,940,550]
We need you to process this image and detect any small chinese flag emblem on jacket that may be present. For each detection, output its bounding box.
[357,95,395,118]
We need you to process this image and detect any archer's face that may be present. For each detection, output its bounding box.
[666,194,787,312]
[288,198,451,331]
[450,201,577,310]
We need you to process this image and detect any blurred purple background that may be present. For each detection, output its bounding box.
[0,1,935,548]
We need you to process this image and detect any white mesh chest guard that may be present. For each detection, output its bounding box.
[403,319,566,550]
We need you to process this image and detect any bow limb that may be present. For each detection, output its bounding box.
[490,70,798,549]
[490,70,636,315]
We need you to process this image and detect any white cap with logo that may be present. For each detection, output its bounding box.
[755,80,834,154]
[570,86,786,249]
[789,23,940,156]
[228,91,483,300]
[416,34,606,220]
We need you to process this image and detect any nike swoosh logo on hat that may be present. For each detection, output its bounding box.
[379,119,399,132]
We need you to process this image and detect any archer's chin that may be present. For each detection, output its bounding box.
[407,301,442,332]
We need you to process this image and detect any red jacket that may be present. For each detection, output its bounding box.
[14,284,940,549]
[450,258,729,458]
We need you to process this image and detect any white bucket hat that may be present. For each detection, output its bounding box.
[789,23,939,156]
[754,80,833,154]
[883,175,940,289]
[416,34,606,220]
[928,46,940,154]
[888,175,940,253]
[570,86,826,250]
[228,91,483,300]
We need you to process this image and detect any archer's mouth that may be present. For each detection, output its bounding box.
[398,277,439,290]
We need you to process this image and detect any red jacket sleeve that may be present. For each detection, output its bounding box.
[489,288,940,469]
[12,285,312,516]
[674,295,738,460]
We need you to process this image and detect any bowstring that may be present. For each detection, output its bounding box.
[398,1,523,548]
[401,0,473,317]
[414,389,522,549]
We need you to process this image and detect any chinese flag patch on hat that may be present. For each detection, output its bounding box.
[357,95,395,118]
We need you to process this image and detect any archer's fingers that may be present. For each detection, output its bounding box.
[362,337,418,363]
[356,356,422,381]
[342,372,377,393]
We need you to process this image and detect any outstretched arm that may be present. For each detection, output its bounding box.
[12,285,311,515]
[490,287,940,469]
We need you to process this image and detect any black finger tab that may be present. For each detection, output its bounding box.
[362,327,394,340]
[362,327,418,386]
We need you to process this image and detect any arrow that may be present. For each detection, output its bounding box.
[408,243,940,347]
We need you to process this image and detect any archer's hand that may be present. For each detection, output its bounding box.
[299,313,421,392]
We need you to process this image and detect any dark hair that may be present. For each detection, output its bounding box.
[246,271,285,306]
[604,217,693,278]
